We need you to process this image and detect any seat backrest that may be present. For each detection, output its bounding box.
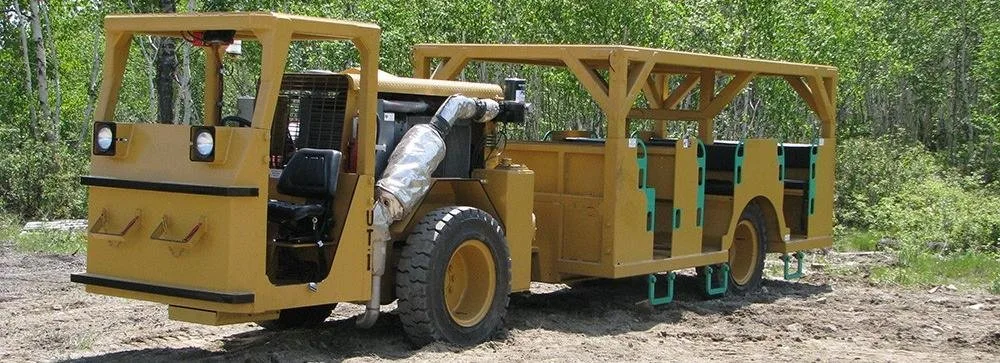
[278,148,342,199]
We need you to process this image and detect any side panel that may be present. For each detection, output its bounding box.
[474,166,535,292]
[503,141,653,279]
[670,138,705,257]
[721,139,789,250]
[807,139,835,239]
[81,124,372,314]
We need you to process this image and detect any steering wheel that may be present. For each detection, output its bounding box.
[221,115,253,127]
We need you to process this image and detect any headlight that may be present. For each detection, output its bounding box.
[96,127,113,150]
[195,131,214,156]
[190,126,215,161]
[92,122,116,156]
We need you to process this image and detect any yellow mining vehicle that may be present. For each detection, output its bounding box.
[73,12,836,346]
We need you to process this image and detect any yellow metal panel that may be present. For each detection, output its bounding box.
[769,236,832,253]
[563,153,604,196]
[253,28,292,131]
[702,196,734,251]
[646,152,676,199]
[560,197,603,263]
[720,139,789,251]
[501,149,559,193]
[90,125,264,186]
[474,166,536,292]
[531,196,563,282]
[87,285,255,313]
[808,140,835,240]
[670,137,704,257]
[612,250,729,278]
[168,305,278,326]
[203,46,223,125]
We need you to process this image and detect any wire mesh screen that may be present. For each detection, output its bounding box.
[278,73,349,150]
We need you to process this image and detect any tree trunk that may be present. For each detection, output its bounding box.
[155,0,177,124]
[80,22,104,146]
[177,0,195,124]
[41,1,61,137]
[29,0,55,142]
[142,38,157,121]
[13,0,38,137]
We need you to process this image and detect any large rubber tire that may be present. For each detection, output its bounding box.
[698,203,768,296]
[256,303,336,330]
[396,206,511,347]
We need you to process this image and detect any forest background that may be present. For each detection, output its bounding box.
[2,0,999,291]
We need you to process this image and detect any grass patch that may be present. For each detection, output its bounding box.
[835,229,880,252]
[0,214,20,242]
[871,250,1000,293]
[15,230,87,254]
[1,213,86,254]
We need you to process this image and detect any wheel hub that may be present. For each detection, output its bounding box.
[444,239,496,327]
[729,220,760,286]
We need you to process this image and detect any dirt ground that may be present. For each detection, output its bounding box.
[2,242,998,362]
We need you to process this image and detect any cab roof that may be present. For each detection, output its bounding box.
[103,12,380,41]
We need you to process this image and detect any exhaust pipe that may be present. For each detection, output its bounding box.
[356,95,499,328]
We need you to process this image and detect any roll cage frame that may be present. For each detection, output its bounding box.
[96,12,382,176]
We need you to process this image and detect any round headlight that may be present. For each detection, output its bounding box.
[195,131,214,156]
[96,127,114,151]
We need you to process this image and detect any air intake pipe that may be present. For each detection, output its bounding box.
[356,94,500,328]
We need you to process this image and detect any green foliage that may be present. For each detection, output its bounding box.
[872,175,1000,254]
[0,140,87,220]
[835,136,940,228]
[837,135,1000,254]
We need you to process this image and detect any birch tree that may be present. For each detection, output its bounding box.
[28,0,55,142]
[12,0,37,137]
[41,0,61,134]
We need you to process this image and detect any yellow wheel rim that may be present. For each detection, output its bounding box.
[729,220,760,286]
[444,239,496,327]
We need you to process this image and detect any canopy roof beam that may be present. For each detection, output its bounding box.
[410,44,839,141]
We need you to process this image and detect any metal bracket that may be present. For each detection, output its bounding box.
[88,209,141,242]
[703,263,730,296]
[150,216,206,244]
[647,272,676,306]
[780,251,805,280]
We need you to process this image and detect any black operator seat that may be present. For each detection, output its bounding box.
[267,148,342,228]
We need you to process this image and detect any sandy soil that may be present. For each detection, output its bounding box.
[1,242,997,362]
